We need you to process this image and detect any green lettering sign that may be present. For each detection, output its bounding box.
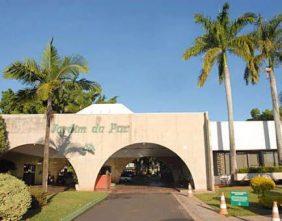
[230,191,249,207]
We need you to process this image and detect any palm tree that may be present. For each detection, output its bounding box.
[183,3,256,180]
[245,15,282,163]
[4,39,88,192]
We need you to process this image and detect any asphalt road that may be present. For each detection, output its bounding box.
[75,193,193,221]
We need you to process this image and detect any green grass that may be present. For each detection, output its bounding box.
[195,186,282,217]
[26,191,108,221]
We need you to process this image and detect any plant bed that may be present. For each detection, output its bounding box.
[236,167,282,181]
[195,186,282,217]
[236,172,282,181]
[24,191,108,221]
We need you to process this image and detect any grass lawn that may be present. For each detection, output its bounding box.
[26,191,108,221]
[195,186,282,217]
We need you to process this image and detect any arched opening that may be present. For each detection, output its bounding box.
[95,143,194,190]
[0,144,78,188]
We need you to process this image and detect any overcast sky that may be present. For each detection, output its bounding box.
[0,0,281,120]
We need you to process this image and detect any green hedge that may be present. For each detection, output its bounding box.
[0,174,31,220]
[237,166,282,173]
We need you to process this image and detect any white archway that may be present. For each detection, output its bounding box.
[93,142,195,190]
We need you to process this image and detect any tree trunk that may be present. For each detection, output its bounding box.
[42,98,52,192]
[223,55,237,181]
[268,69,282,164]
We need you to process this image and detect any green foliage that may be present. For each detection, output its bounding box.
[1,40,117,115]
[0,174,31,220]
[183,2,256,86]
[238,166,282,173]
[244,14,282,83]
[29,187,48,209]
[0,89,45,114]
[248,107,282,120]
[259,191,282,208]
[0,116,9,155]
[250,176,275,196]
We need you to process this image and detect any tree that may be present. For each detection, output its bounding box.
[4,39,88,192]
[248,108,282,121]
[183,3,256,179]
[245,15,282,163]
[250,108,261,120]
[0,86,117,114]
[0,89,45,114]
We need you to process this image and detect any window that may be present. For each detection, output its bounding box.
[262,151,276,167]
[237,153,248,169]
[247,153,259,167]
[213,150,277,176]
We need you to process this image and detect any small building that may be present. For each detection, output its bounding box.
[1,104,281,191]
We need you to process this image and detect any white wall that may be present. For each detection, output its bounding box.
[210,121,278,151]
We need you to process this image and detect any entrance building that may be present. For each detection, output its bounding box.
[1,104,280,191]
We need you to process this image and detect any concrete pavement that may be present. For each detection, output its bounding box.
[75,192,193,221]
[173,192,276,221]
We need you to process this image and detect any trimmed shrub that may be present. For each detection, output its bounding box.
[250,176,275,196]
[237,166,282,173]
[29,187,47,209]
[0,173,31,220]
[259,191,282,208]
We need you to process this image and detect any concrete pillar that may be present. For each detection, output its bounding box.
[204,112,215,191]
[104,157,135,184]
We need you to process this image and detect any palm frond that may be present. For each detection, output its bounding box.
[15,88,38,103]
[57,55,89,79]
[229,35,254,61]
[217,2,230,27]
[194,14,213,30]
[183,36,208,60]
[41,39,60,72]
[198,47,222,87]
[230,13,257,34]
[4,59,43,85]
[75,78,100,91]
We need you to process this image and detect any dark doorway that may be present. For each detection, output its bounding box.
[23,163,36,185]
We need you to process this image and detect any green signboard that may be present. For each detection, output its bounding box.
[230,191,249,207]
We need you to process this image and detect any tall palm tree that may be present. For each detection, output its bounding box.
[183,3,256,180]
[4,39,88,192]
[245,15,282,163]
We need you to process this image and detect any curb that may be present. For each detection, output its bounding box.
[172,192,202,221]
[60,193,108,221]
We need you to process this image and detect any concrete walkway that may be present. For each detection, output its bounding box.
[173,192,274,221]
[75,192,193,221]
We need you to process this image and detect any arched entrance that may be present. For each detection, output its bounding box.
[0,144,78,188]
[95,143,194,190]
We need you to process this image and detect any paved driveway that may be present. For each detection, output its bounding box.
[75,193,193,221]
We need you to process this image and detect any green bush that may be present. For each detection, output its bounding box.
[0,116,9,155]
[29,187,47,209]
[0,173,31,220]
[250,176,275,196]
[237,166,282,173]
[259,191,282,208]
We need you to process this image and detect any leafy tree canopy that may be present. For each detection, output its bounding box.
[0,85,117,114]
[248,107,282,121]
